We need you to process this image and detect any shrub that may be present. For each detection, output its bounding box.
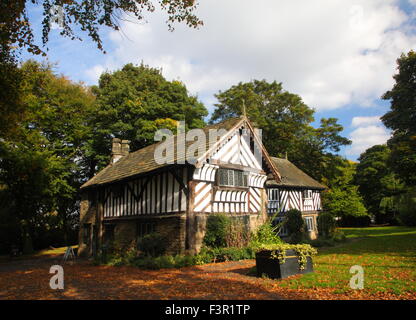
[317,212,336,238]
[286,209,305,244]
[197,246,255,263]
[254,243,317,270]
[137,232,167,257]
[250,220,282,249]
[397,191,416,226]
[332,229,346,242]
[203,214,231,248]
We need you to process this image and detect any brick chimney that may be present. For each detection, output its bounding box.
[111,138,130,164]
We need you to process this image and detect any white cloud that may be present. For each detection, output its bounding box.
[85,0,416,112]
[345,117,391,157]
[85,65,106,83]
[351,116,382,127]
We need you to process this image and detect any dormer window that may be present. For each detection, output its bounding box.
[218,168,248,188]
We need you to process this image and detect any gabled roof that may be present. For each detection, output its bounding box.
[266,157,326,190]
[81,116,281,189]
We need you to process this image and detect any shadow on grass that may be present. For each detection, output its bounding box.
[318,233,416,257]
[341,226,416,239]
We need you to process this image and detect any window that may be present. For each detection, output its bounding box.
[304,217,314,232]
[302,190,312,199]
[218,169,248,188]
[269,189,279,201]
[137,222,156,238]
[83,224,91,245]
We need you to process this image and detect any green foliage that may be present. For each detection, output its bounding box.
[279,227,416,295]
[1,1,202,58]
[254,243,317,270]
[322,161,368,220]
[249,220,282,249]
[396,189,416,226]
[317,212,336,239]
[382,50,416,186]
[201,246,255,262]
[98,246,256,270]
[203,213,231,248]
[137,233,168,257]
[0,60,95,253]
[0,51,25,139]
[354,144,404,223]
[286,209,304,233]
[210,79,351,183]
[86,63,208,174]
[285,209,306,243]
[332,229,346,242]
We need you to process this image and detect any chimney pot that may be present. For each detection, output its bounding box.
[111,138,130,164]
[121,140,130,155]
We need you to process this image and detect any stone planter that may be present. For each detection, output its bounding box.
[255,249,313,279]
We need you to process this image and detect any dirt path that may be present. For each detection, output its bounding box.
[0,256,286,300]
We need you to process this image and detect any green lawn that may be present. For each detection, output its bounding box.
[278,226,416,295]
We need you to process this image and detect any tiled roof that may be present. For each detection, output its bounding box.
[266,157,326,190]
[81,117,245,189]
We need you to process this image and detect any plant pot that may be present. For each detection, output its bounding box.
[255,249,313,279]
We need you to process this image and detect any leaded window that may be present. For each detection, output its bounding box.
[218,169,248,187]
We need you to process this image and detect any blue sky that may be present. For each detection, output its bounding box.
[23,0,416,161]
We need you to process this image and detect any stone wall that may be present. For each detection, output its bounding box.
[113,220,137,251]
[155,215,186,255]
[78,191,97,257]
[109,214,187,255]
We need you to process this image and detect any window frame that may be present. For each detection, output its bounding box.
[304,216,314,232]
[302,189,313,200]
[217,168,249,188]
[136,221,156,239]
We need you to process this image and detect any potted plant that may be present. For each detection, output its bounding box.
[255,244,317,279]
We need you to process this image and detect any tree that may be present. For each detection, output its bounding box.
[1,0,202,57]
[354,144,404,223]
[85,63,207,176]
[211,80,314,157]
[0,60,96,252]
[381,51,416,186]
[322,161,368,221]
[210,79,351,182]
[0,50,25,139]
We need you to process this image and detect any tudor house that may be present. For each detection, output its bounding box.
[266,157,326,240]
[78,116,282,257]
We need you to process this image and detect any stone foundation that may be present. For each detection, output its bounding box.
[78,192,97,257]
